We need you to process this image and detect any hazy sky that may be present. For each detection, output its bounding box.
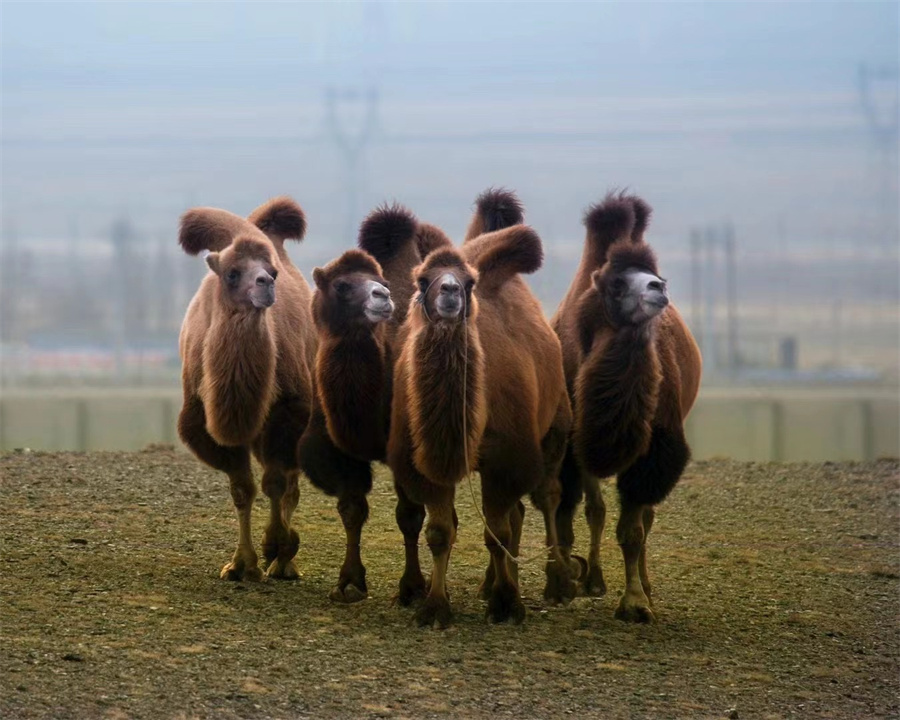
[2,1,897,256]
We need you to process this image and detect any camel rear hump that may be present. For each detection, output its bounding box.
[465,225,543,294]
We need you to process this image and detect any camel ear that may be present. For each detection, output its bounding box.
[312,267,327,290]
[206,252,221,275]
[590,269,603,291]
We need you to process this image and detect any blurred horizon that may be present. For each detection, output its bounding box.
[1,0,898,391]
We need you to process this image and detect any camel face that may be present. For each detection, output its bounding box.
[597,267,668,327]
[620,269,669,323]
[329,273,393,326]
[206,239,278,312]
[416,268,475,324]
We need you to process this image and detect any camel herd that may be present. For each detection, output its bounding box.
[177,189,702,627]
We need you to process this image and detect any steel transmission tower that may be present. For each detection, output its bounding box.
[858,64,899,247]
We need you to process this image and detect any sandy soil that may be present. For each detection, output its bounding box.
[1,449,897,719]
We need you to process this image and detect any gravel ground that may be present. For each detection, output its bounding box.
[1,448,897,719]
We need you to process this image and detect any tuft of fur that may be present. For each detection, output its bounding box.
[406,322,487,486]
[583,193,636,266]
[616,425,690,506]
[573,324,661,478]
[199,312,278,446]
[313,249,383,290]
[464,188,525,242]
[606,240,659,276]
[229,236,275,263]
[464,225,544,294]
[629,196,652,243]
[248,196,307,245]
[415,222,454,259]
[358,203,419,264]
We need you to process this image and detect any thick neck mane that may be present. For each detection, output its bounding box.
[315,326,389,461]
[573,258,664,478]
[405,314,486,486]
[200,305,277,446]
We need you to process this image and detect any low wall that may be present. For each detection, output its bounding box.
[1,386,897,461]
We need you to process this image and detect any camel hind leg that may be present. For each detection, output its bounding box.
[533,396,578,604]
[255,394,309,580]
[298,409,373,602]
[178,397,262,582]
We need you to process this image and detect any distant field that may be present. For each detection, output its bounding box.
[1,450,897,719]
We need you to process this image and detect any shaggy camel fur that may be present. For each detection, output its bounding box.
[388,195,573,628]
[297,205,450,603]
[178,197,316,582]
[551,193,702,622]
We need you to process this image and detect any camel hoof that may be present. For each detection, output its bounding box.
[487,583,526,624]
[415,595,453,629]
[220,562,265,583]
[329,583,367,604]
[569,555,588,581]
[265,558,299,580]
[543,563,578,605]
[394,575,427,607]
[615,593,656,623]
[583,564,607,597]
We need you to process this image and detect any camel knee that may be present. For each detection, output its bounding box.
[425,523,452,551]
[261,469,287,500]
[229,475,256,510]
[338,495,370,531]
[396,500,425,539]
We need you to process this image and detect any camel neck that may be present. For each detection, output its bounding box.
[406,320,486,486]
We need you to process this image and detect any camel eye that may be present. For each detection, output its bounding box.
[464,279,475,293]
[417,278,429,294]
[334,280,351,295]
[270,269,278,281]
[226,269,240,283]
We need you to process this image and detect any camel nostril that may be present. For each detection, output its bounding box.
[256,275,273,287]
[372,286,389,300]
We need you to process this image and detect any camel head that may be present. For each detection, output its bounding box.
[591,240,668,327]
[206,237,278,311]
[413,248,477,325]
[312,249,393,331]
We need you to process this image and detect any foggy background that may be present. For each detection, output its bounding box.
[0,1,897,456]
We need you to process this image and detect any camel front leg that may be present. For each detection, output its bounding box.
[415,488,456,629]
[178,397,262,582]
[639,506,655,601]
[394,483,427,606]
[615,500,654,623]
[329,492,370,603]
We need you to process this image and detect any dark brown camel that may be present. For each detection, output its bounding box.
[297,205,451,603]
[177,197,316,581]
[552,193,702,622]
[388,203,573,628]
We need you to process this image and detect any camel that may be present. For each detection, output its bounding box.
[551,193,702,622]
[177,197,316,582]
[297,204,450,603]
[388,194,573,628]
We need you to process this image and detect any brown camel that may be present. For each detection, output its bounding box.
[177,197,316,582]
[297,205,451,603]
[551,193,702,622]
[388,198,573,628]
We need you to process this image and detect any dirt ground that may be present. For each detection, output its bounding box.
[1,449,897,720]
